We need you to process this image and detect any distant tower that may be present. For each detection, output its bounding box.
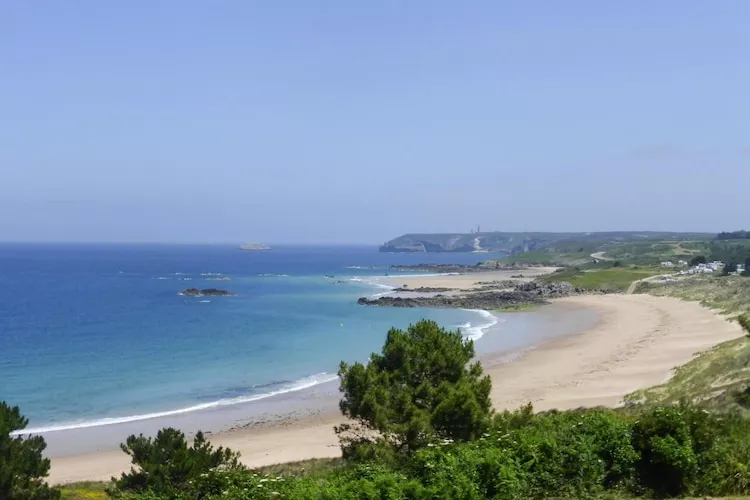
[477,224,481,234]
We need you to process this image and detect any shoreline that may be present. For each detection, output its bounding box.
[487,294,743,411]
[46,299,594,485]
[46,271,745,485]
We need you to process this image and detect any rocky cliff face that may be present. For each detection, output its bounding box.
[379,232,555,253]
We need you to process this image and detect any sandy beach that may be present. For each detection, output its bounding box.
[386,268,558,290]
[47,272,745,484]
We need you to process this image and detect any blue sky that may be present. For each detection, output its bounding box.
[1,1,747,243]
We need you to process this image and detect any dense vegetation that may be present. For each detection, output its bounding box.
[717,230,750,240]
[112,428,242,497]
[107,406,750,499]
[709,241,750,269]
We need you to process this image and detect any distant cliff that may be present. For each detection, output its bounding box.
[379,231,716,253]
[379,232,565,253]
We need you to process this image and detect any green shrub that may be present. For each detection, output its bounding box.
[111,428,242,497]
[740,314,750,337]
[632,406,700,496]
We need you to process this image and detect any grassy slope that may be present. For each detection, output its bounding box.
[627,275,750,409]
[494,237,715,268]
[636,275,750,316]
[60,482,109,500]
[599,239,710,264]
[539,264,665,291]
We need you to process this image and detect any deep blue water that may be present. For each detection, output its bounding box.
[0,244,503,431]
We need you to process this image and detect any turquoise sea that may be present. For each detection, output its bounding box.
[0,244,507,435]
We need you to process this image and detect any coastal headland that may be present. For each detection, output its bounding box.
[47,266,745,484]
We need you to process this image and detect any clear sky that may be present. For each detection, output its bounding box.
[1,1,748,244]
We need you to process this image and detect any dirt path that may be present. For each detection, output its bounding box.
[590,251,614,262]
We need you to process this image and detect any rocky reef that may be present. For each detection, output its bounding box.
[358,282,595,309]
[179,288,233,297]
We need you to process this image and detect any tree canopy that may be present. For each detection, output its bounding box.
[717,230,750,240]
[337,319,492,455]
[0,402,60,500]
[112,427,242,497]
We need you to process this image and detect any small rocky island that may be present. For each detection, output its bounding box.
[179,288,233,297]
[240,243,270,251]
[358,282,596,309]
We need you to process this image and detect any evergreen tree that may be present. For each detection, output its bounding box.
[0,402,60,500]
[113,428,242,496]
[338,320,492,455]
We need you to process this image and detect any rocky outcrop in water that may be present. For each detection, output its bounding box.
[179,288,233,297]
[358,282,588,309]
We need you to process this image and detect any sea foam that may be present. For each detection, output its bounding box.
[459,309,499,341]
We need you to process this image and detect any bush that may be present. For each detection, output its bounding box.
[0,402,60,500]
[337,320,492,456]
[740,314,750,338]
[631,405,712,496]
[722,262,738,276]
[112,428,242,497]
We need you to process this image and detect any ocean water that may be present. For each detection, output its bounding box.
[0,244,505,433]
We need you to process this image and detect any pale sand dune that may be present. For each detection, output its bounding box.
[48,293,744,484]
[488,295,744,411]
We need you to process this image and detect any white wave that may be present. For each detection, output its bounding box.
[14,373,339,435]
[199,300,211,303]
[459,309,499,341]
[349,276,397,298]
[154,277,171,280]
[200,273,223,276]
[257,273,289,277]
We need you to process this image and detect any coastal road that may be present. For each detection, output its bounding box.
[626,274,673,294]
